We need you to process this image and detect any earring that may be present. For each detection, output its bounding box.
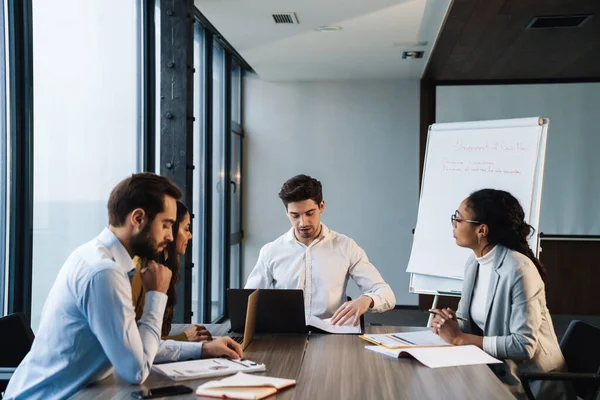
[477,235,481,245]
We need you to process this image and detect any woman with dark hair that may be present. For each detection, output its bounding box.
[131,201,242,362]
[430,189,571,399]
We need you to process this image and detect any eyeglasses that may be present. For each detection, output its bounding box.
[451,211,482,228]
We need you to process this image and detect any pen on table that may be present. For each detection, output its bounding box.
[229,359,250,368]
[427,310,467,322]
[390,334,416,345]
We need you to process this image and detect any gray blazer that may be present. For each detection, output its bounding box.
[457,245,572,399]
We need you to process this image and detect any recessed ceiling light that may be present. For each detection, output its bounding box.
[402,51,424,59]
[315,26,342,32]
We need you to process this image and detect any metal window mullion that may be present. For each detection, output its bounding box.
[140,0,155,172]
[6,0,33,319]
[201,29,213,323]
[159,0,194,323]
[222,51,232,318]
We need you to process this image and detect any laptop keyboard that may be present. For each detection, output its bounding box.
[231,335,244,344]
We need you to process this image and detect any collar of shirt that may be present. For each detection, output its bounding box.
[284,224,331,246]
[96,227,136,275]
[475,244,498,267]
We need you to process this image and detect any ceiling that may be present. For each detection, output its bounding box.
[424,0,600,81]
[194,0,452,81]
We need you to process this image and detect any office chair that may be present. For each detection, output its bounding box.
[0,313,35,397]
[520,320,600,400]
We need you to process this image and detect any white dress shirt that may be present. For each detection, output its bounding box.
[245,224,396,318]
[471,245,499,357]
[5,228,170,399]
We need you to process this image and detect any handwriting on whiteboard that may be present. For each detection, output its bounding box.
[453,140,531,152]
[442,159,522,174]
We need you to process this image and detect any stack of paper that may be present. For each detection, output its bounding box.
[361,330,450,348]
[152,358,266,381]
[196,372,296,400]
[306,316,361,334]
[366,345,502,368]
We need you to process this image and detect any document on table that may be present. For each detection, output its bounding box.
[361,330,450,348]
[366,345,502,368]
[152,358,266,381]
[306,316,362,334]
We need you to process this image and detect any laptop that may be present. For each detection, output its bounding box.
[227,289,307,344]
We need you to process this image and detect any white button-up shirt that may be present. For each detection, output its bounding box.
[4,228,187,399]
[245,224,396,318]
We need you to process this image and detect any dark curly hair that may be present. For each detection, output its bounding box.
[467,189,547,283]
[278,174,323,208]
[139,200,189,337]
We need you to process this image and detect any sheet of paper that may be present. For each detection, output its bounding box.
[362,331,449,348]
[361,334,409,348]
[306,316,361,334]
[366,345,502,368]
[152,358,266,381]
[389,330,451,346]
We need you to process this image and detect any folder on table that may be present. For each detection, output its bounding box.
[196,372,296,400]
[360,330,451,349]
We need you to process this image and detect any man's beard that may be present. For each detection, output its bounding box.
[131,223,162,261]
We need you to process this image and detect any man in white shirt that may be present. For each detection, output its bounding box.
[245,174,395,326]
[5,173,242,400]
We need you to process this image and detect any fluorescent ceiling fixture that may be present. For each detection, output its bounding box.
[315,25,342,32]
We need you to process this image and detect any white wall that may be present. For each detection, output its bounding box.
[437,83,600,236]
[242,76,420,305]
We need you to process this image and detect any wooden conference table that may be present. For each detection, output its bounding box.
[72,325,514,400]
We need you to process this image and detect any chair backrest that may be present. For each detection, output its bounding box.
[560,320,600,398]
[0,313,35,367]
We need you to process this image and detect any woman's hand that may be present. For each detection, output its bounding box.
[183,325,213,342]
[430,307,463,345]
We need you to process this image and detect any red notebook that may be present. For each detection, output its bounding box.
[195,372,296,400]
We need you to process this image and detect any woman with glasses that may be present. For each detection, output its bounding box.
[430,189,571,399]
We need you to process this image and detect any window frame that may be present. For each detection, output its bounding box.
[6,0,33,318]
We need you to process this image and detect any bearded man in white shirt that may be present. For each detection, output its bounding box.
[5,173,242,400]
[245,174,396,326]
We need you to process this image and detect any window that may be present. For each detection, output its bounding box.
[230,63,242,289]
[211,41,226,321]
[30,0,142,331]
[0,2,7,316]
[191,23,206,324]
[230,127,243,289]
[231,64,241,124]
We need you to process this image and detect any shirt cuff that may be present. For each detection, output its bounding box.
[362,294,382,312]
[177,341,203,360]
[144,291,168,314]
[483,336,498,358]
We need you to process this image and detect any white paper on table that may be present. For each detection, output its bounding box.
[152,358,266,381]
[362,330,450,348]
[306,316,361,334]
[388,330,451,346]
[365,345,502,368]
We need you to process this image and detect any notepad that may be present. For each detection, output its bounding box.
[306,316,362,334]
[152,358,266,381]
[366,344,502,368]
[360,330,451,349]
[196,372,296,400]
